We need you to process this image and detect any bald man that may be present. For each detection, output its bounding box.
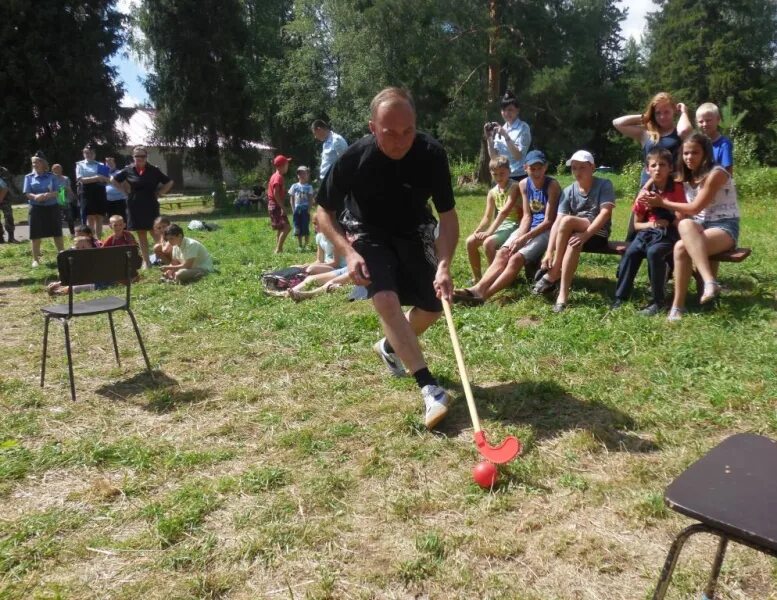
[316,87,459,430]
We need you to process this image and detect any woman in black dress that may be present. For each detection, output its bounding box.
[111,146,174,267]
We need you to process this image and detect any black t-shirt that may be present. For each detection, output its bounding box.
[113,164,171,204]
[317,132,455,236]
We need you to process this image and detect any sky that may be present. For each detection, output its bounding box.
[113,0,656,107]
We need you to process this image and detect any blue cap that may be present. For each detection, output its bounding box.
[524,150,547,165]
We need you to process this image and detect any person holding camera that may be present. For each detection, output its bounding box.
[485,91,531,182]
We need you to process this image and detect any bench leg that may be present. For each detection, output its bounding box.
[652,523,716,600]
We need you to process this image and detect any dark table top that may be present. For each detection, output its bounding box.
[665,433,777,554]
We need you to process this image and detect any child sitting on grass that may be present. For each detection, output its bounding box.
[160,224,213,284]
[46,236,97,296]
[151,216,173,265]
[612,147,684,315]
[102,214,137,247]
[465,156,520,281]
[74,224,101,248]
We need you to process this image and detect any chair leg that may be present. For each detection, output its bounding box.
[62,320,76,402]
[108,312,121,366]
[702,536,728,600]
[652,523,714,600]
[126,309,153,377]
[41,316,50,387]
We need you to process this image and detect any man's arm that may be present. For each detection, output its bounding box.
[315,205,370,286]
[434,208,459,301]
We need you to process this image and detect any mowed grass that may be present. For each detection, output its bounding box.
[0,171,776,599]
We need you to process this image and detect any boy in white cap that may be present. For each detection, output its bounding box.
[533,150,616,312]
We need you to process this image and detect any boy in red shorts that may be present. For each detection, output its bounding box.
[268,155,292,253]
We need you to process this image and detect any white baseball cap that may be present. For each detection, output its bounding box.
[565,150,595,166]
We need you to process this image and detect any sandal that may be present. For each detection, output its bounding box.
[532,274,558,295]
[700,281,722,305]
[667,307,686,322]
[452,288,485,306]
[552,302,567,313]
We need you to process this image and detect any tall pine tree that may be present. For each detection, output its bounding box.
[135,0,259,205]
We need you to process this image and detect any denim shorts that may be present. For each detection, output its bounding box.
[695,217,739,245]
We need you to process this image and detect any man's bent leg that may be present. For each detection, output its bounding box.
[373,290,427,374]
[372,291,448,429]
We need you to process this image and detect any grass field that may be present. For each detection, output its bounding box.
[1,171,776,599]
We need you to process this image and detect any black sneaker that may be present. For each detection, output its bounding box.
[611,298,625,310]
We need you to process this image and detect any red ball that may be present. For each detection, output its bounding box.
[472,461,499,489]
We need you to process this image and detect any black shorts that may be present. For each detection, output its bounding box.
[353,226,441,313]
[582,235,609,252]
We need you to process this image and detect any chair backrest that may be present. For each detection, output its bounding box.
[57,246,141,286]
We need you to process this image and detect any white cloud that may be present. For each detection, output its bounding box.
[121,93,144,108]
[618,0,655,42]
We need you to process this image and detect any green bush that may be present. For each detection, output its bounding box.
[734,166,777,200]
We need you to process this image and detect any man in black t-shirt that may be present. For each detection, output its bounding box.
[317,87,459,430]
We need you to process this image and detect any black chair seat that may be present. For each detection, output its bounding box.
[665,433,777,554]
[42,296,126,317]
[40,246,152,401]
[652,433,777,599]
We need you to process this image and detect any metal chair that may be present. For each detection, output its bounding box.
[652,433,777,599]
[40,246,152,401]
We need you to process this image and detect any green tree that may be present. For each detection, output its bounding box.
[0,0,125,174]
[135,0,259,205]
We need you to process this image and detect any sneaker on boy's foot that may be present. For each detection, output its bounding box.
[421,384,449,429]
[373,338,406,377]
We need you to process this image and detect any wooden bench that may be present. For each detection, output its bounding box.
[158,194,213,210]
[592,240,752,264]
[585,240,752,298]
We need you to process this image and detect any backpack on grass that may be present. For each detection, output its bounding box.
[261,266,307,292]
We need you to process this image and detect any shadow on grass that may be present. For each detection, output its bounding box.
[437,378,658,453]
[0,275,53,289]
[95,370,211,413]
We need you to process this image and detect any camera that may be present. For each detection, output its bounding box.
[485,122,501,136]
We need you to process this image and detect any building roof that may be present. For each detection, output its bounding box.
[116,108,274,151]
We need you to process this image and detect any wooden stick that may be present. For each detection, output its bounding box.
[441,298,481,433]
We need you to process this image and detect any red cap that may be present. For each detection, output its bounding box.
[273,155,292,167]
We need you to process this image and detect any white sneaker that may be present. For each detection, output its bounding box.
[422,384,449,429]
[31,259,40,268]
[373,338,406,377]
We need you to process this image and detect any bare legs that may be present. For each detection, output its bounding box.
[544,216,589,305]
[465,234,501,281]
[468,246,526,300]
[136,230,151,267]
[671,221,735,312]
[87,214,103,239]
[275,222,291,254]
[373,291,439,374]
[31,236,64,264]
